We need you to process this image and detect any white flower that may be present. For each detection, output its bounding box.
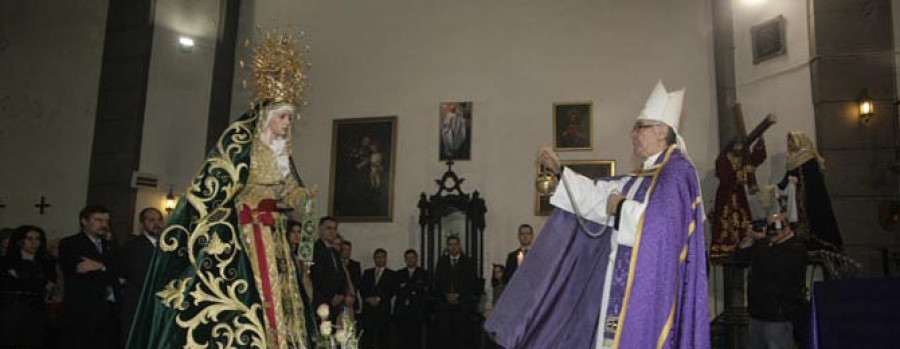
[316,304,330,320]
[334,329,348,343]
[319,321,333,337]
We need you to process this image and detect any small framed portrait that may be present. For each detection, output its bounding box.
[751,15,786,64]
[439,102,473,161]
[553,102,593,151]
[329,116,397,222]
[535,159,616,216]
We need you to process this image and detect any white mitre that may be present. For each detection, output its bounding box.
[636,80,685,131]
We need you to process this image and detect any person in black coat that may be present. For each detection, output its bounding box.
[394,249,429,349]
[0,225,57,348]
[118,207,164,342]
[433,236,477,349]
[58,205,120,349]
[734,213,808,348]
[503,224,534,283]
[310,216,346,320]
[360,248,397,349]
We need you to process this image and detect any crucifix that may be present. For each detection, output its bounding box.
[727,104,777,192]
[34,196,51,215]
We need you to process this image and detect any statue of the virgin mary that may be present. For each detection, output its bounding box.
[126,28,320,349]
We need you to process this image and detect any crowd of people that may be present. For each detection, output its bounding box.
[0,206,162,348]
[0,209,503,349]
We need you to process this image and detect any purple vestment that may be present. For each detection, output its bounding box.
[486,147,709,349]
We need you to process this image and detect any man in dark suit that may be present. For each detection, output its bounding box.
[394,249,430,349]
[118,207,163,342]
[360,248,397,349]
[434,236,477,349]
[503,224,534,283]
[311,216,346,320]
[340,239,362,315]
[58,205,120,349]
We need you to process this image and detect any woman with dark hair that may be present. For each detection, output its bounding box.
[288,219,304,260]
[0,225,58,348]
[0,227,13,257]
[491,264,506,305]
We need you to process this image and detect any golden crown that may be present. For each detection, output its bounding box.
[240,26,310,108]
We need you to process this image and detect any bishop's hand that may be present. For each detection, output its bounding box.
[537,146,561,174]
[606,192,625,215]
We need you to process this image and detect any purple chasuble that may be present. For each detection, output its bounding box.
[485,147,709,349]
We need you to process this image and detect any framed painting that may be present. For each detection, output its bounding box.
[751,15,786,64]
[439,102,473,161]
[535,159,616,216]
[553,102,593,151]
[329,116,397,222]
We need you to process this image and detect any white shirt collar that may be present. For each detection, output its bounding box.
[143,231,158,246]
[84,231,101,244]
[643,151,664,169]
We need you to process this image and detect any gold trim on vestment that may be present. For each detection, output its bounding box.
[612,144,677,348]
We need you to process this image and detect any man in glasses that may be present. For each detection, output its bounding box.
[735,213,808,349]
[487,81,709,349]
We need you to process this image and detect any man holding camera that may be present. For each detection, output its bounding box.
[734,213,808,349]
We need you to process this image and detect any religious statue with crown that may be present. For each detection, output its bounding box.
[125,26,324,349]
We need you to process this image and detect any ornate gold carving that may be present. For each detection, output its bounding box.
[156,116,268,349]
[156,278,190,311]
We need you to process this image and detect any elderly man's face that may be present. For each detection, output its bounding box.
[631,121,668,159]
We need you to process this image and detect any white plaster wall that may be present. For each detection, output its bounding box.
[134,0,221,233]
[0,0,108,238]
[233,0,719,282]
[732,0,816,183]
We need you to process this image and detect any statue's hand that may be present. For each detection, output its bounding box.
[306,184,318,199]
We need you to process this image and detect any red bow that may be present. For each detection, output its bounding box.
[238,199,278,226]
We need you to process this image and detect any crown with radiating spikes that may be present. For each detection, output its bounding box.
[637,80,685,131]
[240,25,310,108]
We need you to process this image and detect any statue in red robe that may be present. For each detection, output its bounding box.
[711,138,767,260]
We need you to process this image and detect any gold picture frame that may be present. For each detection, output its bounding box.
[535,159,616,216]
[329,116,397,222]
[553,102,593,151]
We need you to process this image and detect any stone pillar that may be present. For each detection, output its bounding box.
[86,0,154,241]
[206,0,241,151]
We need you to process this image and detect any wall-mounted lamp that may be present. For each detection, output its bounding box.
[859,88,875,124]
[178,36,195,51]
[165,186,176,213]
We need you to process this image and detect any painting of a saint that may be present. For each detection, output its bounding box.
[330,116,396,221]
[439,102,472,160]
